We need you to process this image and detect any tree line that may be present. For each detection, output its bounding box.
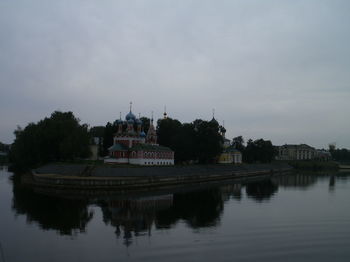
[329,144,350,162]
[232,136,275,163]
[9,111,277,169]
[10,111,91,169]
[98,117,223,164]
[0,141,10,152]
[98,117,275,164]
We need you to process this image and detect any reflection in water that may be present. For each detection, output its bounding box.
[221,184,242,201]
[271,174,317,189]
[329,175,335,192]
[3,168,350,262]
[156,188,225,229]
[10,171,350,246]
[245,180,278,202]
[11,175,93,235]
[100,195,173,246]
[11,176,280,242]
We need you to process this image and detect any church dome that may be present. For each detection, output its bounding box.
[127,118,135,124]
[114,119,123,125]
[126,111,136,121]
[135,118,142,125]
[210,117,218,125]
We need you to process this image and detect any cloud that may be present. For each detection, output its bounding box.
[0,0,349,148]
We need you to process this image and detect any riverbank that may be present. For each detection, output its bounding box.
[286,160,338,171]
[26,163,292,190]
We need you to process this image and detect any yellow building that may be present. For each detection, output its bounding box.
[218,146,242,164]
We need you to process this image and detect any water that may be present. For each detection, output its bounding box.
[1,166,350,262]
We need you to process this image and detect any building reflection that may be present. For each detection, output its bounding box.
[271,174,317,189]
[220,184,242,201]
[99,188,227,246]
[12,172,344,244]
[100,195,173,246]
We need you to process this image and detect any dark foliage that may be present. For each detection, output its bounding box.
[102,122,117,156]
[10,111,91,169]
[329,148,350,162]
[90,126,105,138]
[0,141,10,152]
[243,138,275,163]
[156,118,223,164]
[245,179,278,201]
[232,136,245,152]
[11,175,93,235]
[139,117,150,134]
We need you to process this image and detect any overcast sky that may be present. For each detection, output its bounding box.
[1,0,349,148]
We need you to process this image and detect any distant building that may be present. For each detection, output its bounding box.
[218,146,242,164]
[88,137,101,160]
[275,144,316,160]
[315,150,332,161]
[104,104,174,166]
[217,120,242,164]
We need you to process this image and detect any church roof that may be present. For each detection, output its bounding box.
[126,111,136,121]
[130,144,173,152]
[108,143,128,152]
[223,146,241,153]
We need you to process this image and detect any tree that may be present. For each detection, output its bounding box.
[102,122,117,156]
[90,126,105,138]
[0,141,10,153]
[140,117,151,134]
[232,136,245,152]
[10,111,91,169]
[157,118,182,148]
[156,118,222,164]
[193,119,223,163]
[330,147,350,162]
[243,138,275,163]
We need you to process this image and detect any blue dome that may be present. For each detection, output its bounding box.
[126,111,136,121]
[140,131,146,137]
[127,118,134,124]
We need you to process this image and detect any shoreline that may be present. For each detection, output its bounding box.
[26,163,293,190]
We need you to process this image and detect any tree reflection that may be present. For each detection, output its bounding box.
[11,175,93,235]
[155,188,224,229]
[98,188,229,246]
[12,172,319,245]
[245,179,278,202]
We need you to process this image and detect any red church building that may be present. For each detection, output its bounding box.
[104,104,174,166]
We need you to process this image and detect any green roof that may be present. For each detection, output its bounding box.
[223,146,241,153]
[108,143,128,152]
[130,143,173,152]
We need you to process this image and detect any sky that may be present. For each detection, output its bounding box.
[0,0,349,149]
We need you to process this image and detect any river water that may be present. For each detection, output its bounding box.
[0,166,349,262]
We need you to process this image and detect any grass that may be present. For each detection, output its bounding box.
[287,160,338,171]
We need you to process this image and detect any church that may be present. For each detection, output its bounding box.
[104,104,174,166]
